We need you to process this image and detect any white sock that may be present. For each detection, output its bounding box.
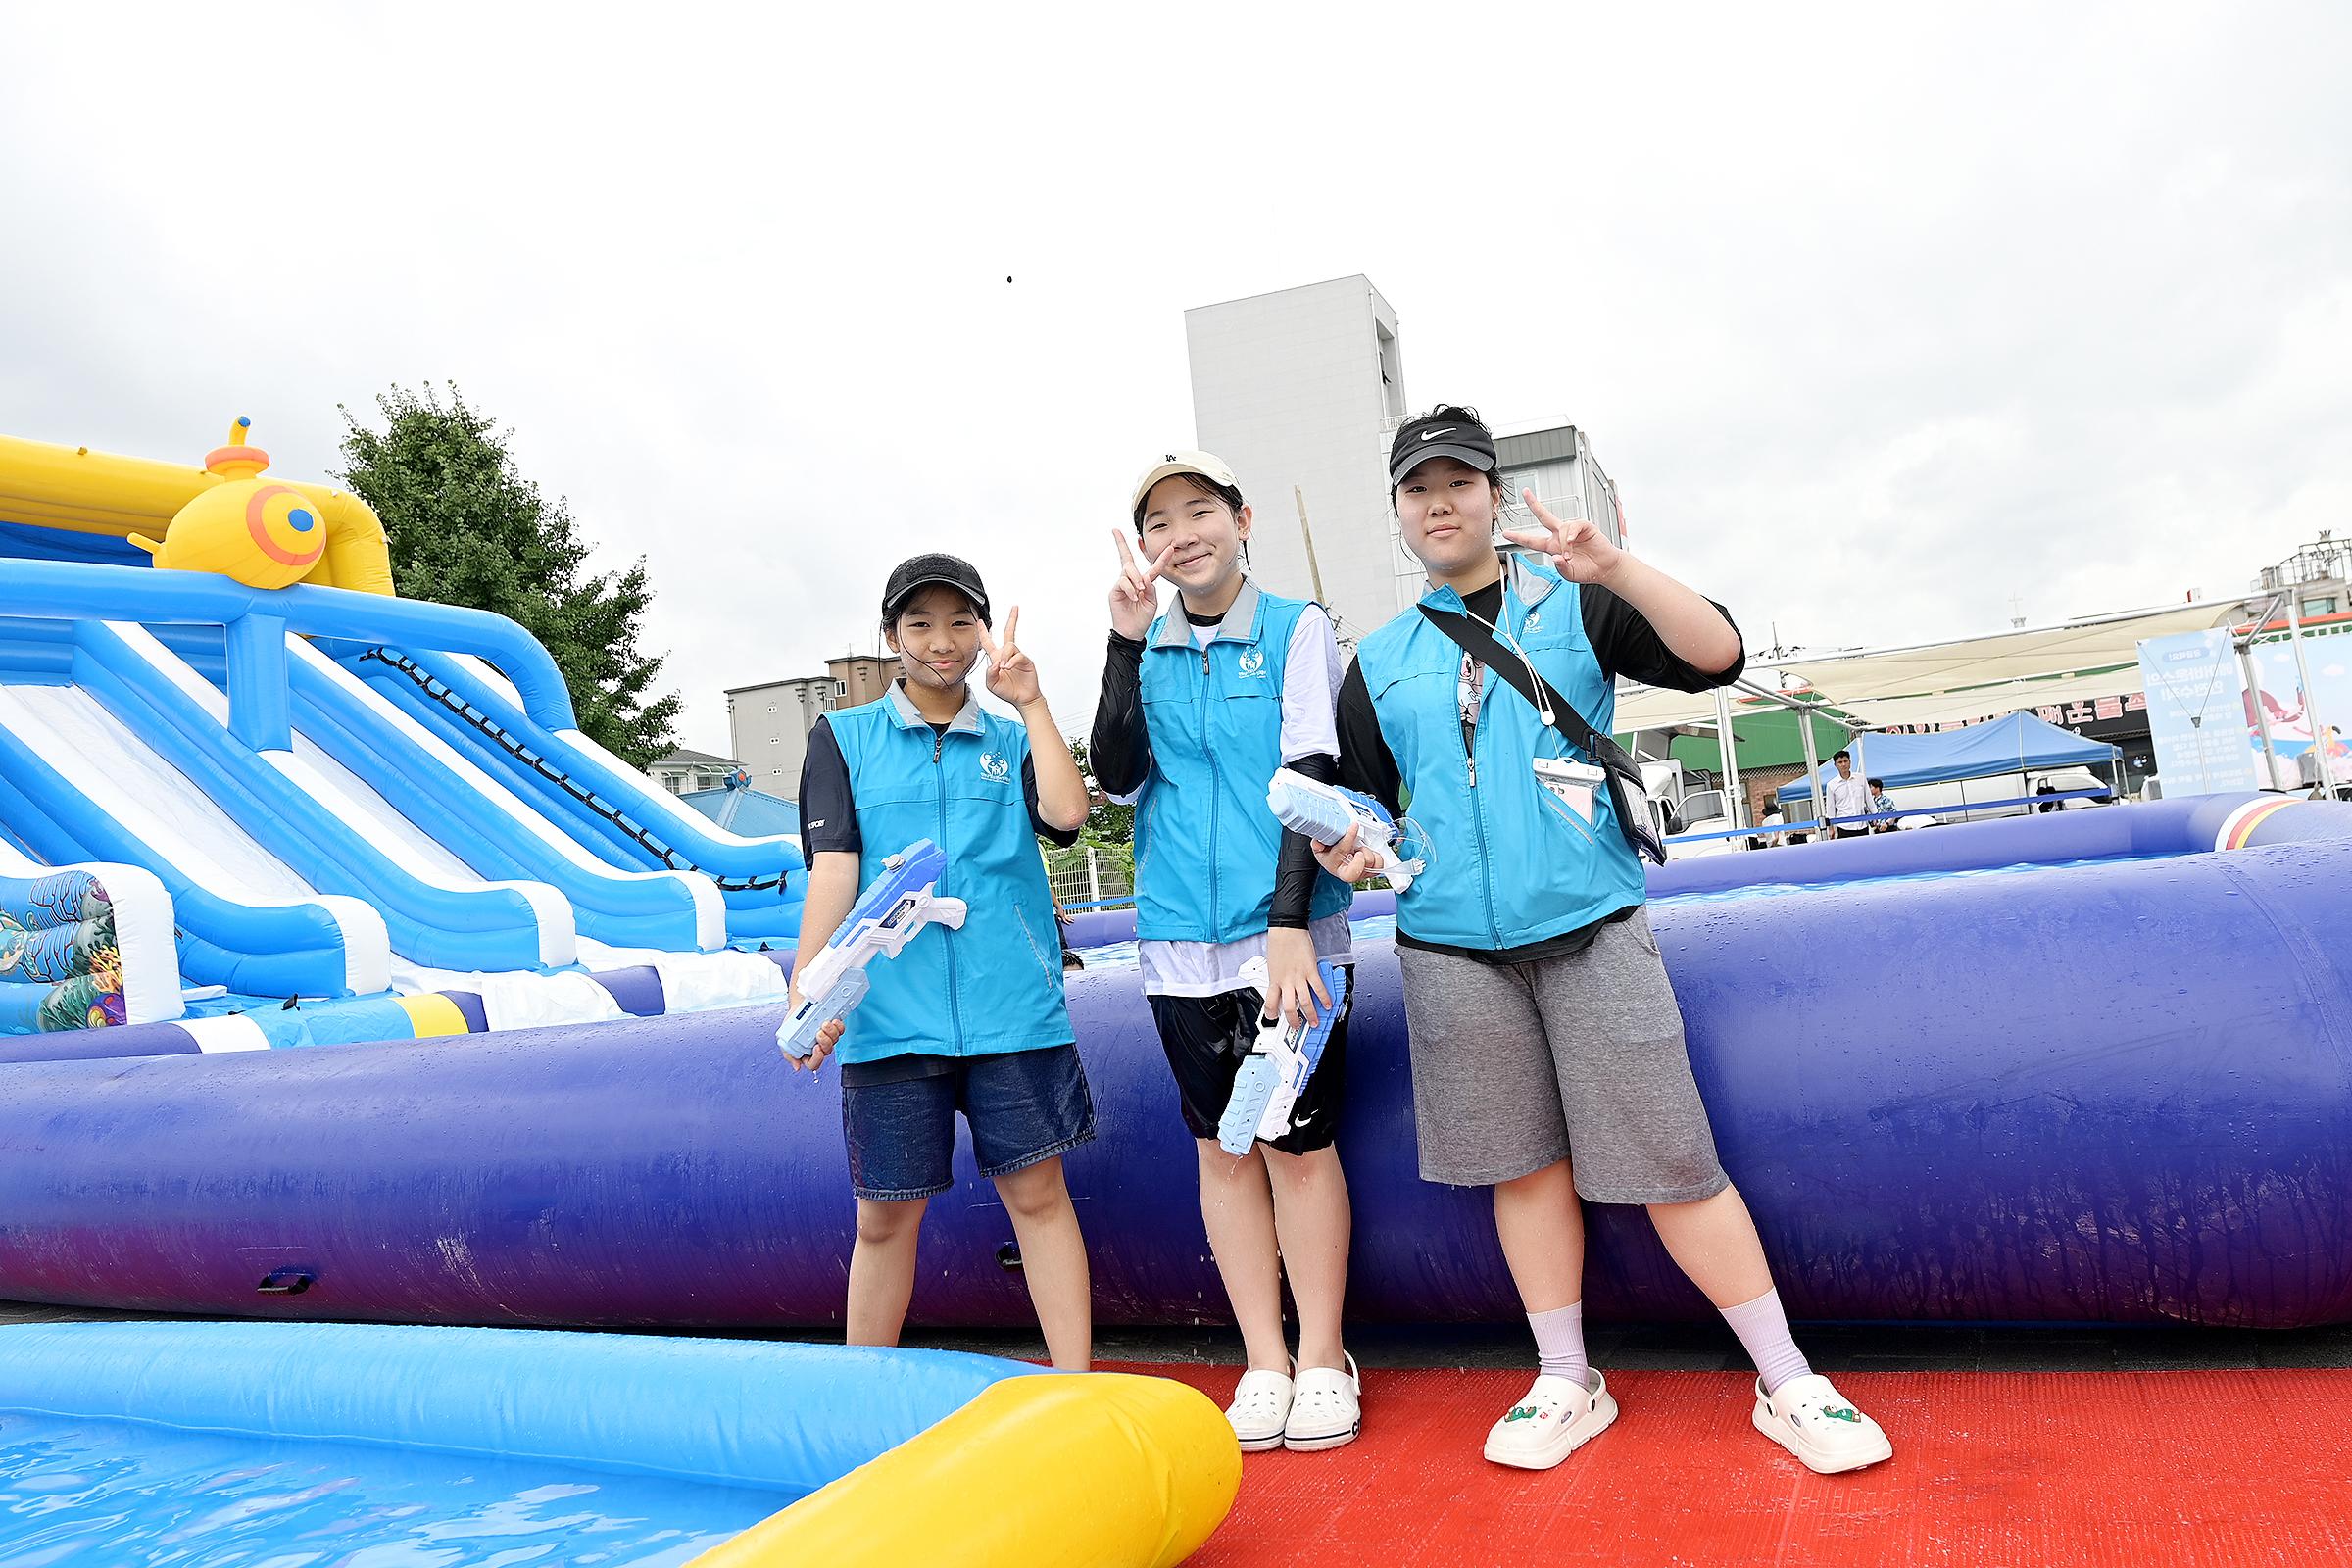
[1721,1287,1812,1395]
[1527,1301,1588,1386]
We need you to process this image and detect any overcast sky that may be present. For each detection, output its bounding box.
[5,4,2345,757]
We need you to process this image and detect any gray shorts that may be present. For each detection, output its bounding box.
[1396,908,1730,1203]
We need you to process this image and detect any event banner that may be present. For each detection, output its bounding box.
[2245,622,2352,786]
[2138,628,2258,795]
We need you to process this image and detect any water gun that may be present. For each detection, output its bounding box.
[1217,956,1350,1155]
[777,839,967,1059]
[1265,767,1425,893]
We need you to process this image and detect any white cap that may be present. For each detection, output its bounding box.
[1129,450,1239,514]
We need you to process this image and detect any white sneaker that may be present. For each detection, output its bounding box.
[1226,1366,1295,1451]
[1751,1374,1893,1474]
[1284,1353,1361,1451]
[1482,1369,1617,1470]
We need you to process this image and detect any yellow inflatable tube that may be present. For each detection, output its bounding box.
[0,431,393,595]
[691,1372,1242,1568]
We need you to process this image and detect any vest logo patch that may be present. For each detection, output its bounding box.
[1524,610,1543,633]
[979,752,1012,782]
[1237,648,1268,678]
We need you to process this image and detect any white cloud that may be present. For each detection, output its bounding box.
[3,2,2346,757]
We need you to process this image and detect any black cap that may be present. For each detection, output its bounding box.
[881,553,992,625]
[1389,409,1498,486]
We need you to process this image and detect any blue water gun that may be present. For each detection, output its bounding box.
[1217,956,1350,1154]
[777,839,967,1059]
[1265,768,1424,892]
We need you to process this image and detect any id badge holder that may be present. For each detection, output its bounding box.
[1531,758,1605,824]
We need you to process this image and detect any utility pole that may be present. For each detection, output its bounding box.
[1294,486,1328,605]
[1794,694,1823,834]
[2238,592,2283,787]
[2286,592,2331,786]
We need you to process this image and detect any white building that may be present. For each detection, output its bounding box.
[726,654,896,799]
[1186,276,1406,643]
[1185,276,1625,644]
[1490,421,1627,553]
[647,747,743,795]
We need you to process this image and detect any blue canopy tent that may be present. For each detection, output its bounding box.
[680,782,801,838]
[1778,711,2121,804]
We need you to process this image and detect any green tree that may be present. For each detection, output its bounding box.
[1066,736,1132,845]
[335,384,681,767]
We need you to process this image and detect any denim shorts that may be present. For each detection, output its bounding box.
[841,1044,1096,1201]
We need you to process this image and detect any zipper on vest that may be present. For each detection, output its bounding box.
[1200,645,1221,933]
[1462,675,1501,946]
[933,736,961,1052]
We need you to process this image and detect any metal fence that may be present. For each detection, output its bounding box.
[1045,844,1134,910]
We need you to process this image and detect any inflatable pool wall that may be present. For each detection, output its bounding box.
[0,812,2344,1328]
[0,1321,1238,1568]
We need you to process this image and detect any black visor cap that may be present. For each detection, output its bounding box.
[1389,412,1499,487]
[881,553,992,625]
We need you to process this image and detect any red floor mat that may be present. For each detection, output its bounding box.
[1110,1363,2352,1568]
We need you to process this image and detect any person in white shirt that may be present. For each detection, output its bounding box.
[1822,751,1873,839]
[2303,725,2351,798]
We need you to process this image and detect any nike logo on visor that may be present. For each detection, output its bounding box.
[1420,427,1458,440]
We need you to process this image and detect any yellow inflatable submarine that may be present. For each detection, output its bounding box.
[0,416,391,593]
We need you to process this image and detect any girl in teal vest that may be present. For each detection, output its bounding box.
[790,554,1096,1370]
[1092,452,1362,1451]
[1320,407,1892,1477]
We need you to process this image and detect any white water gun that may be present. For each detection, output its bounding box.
[1265,767,1425,893]
[778,839,967,1059]
[1217,956,1351,1155]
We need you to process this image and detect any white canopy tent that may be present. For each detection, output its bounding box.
[1775,602,2230,708]
[1613,684,1741,733]
[1616,600,2233,834]
[1835,669,2143,731]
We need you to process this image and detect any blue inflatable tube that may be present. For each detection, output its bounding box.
[0,1319,1238,1567]
[0,707,356,998]
[4,561,580,730]
[0,829,2343,1327]
[1649,792,2352,898]
[65,624,548,972]
[141,623,719,953]
[364,648,801,940]
[0,1320,1034,1495]
[281,649,714,951]
[1064,797,2352,949]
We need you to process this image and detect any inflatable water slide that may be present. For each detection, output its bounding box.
[0,422,806,1048]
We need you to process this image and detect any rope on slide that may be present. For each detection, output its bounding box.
[356,648,788,895]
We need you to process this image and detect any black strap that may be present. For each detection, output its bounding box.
[1418,605,1668,866]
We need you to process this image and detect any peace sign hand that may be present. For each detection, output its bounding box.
[1501,490,1624,586]
[1109,530,1173,641]
[978,606,1042,707]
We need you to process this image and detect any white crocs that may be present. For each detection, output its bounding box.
[1226,1365,1295,1451]
[1283,1353,1362,1451]
[1482,1368,1617,1470]
[1751,1373,1893,1474]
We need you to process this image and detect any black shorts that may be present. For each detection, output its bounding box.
[1147,976,1351,1155]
